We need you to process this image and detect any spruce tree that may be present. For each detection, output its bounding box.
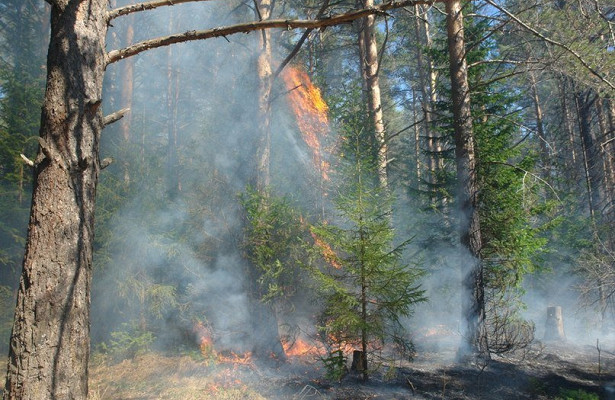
[310,122,425,381]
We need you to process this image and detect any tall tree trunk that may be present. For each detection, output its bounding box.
[605,98,615,226]
[559,77,579,186]
[166,10,181,196]
[255,0,273,192]
[359,0,388,188]
[576,90,604,221]
[4,1,108,399]
[529,72,550,183]
[445,0,488,360]
[413,5,438,199]
[120,14,135,186]
[596,97,614,222]
[249,0,286,362]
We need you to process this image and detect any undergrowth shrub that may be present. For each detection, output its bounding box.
[97,322,155,362]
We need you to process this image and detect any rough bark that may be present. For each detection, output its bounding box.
[445,0,488,360]
[255,0,272,192]
[359,0,388,189]
[4,1,108,399]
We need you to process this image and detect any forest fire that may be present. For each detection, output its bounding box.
[282,337,324,357]
[280,66,331,180]
[193,321,253,365]
[310,229,341,269]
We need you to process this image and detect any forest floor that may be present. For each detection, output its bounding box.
[88,340,615,400]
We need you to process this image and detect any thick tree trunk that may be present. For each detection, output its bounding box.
[445,0,488,360]
[359,0,388,189]
[4,1,107,399]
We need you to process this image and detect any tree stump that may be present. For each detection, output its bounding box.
[544,306,566,341]
[351,350,366,372]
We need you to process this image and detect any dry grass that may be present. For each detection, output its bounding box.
[88,353,268,400]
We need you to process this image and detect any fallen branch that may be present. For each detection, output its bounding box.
[106,0,435,64]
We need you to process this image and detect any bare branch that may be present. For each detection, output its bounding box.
[467,59,541,69]
[106,0,434,64]
[488,161,561,202]
[100,157,113,170]
[482,0,615,91]
[107,0,217,22]
[20,154,34,167]
[272,0,330,79]
[103,108,130,127]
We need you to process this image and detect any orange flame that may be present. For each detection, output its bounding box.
[310,228,341,269]
[217,351,253,365]
[283,338,324,357]
[193,321,216,358]
[280,66,330,180]
[193,321,253,365]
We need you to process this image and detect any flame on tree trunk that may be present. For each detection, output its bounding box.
[280,66,331,181]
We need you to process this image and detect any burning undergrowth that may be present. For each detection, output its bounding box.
[88,340,612,399]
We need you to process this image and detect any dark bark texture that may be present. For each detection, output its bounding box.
[445,0,488,359]
[4,1,107,399]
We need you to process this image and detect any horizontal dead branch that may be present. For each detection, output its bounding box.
[107,0,216,22]
[106,0,434,64]
[103,108,130,126]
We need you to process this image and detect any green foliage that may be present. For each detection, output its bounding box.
[240,187,310,306]
[309,129,425,379]
[555,388,599,400]
[98,322,156,362]
[322,349,347,382]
